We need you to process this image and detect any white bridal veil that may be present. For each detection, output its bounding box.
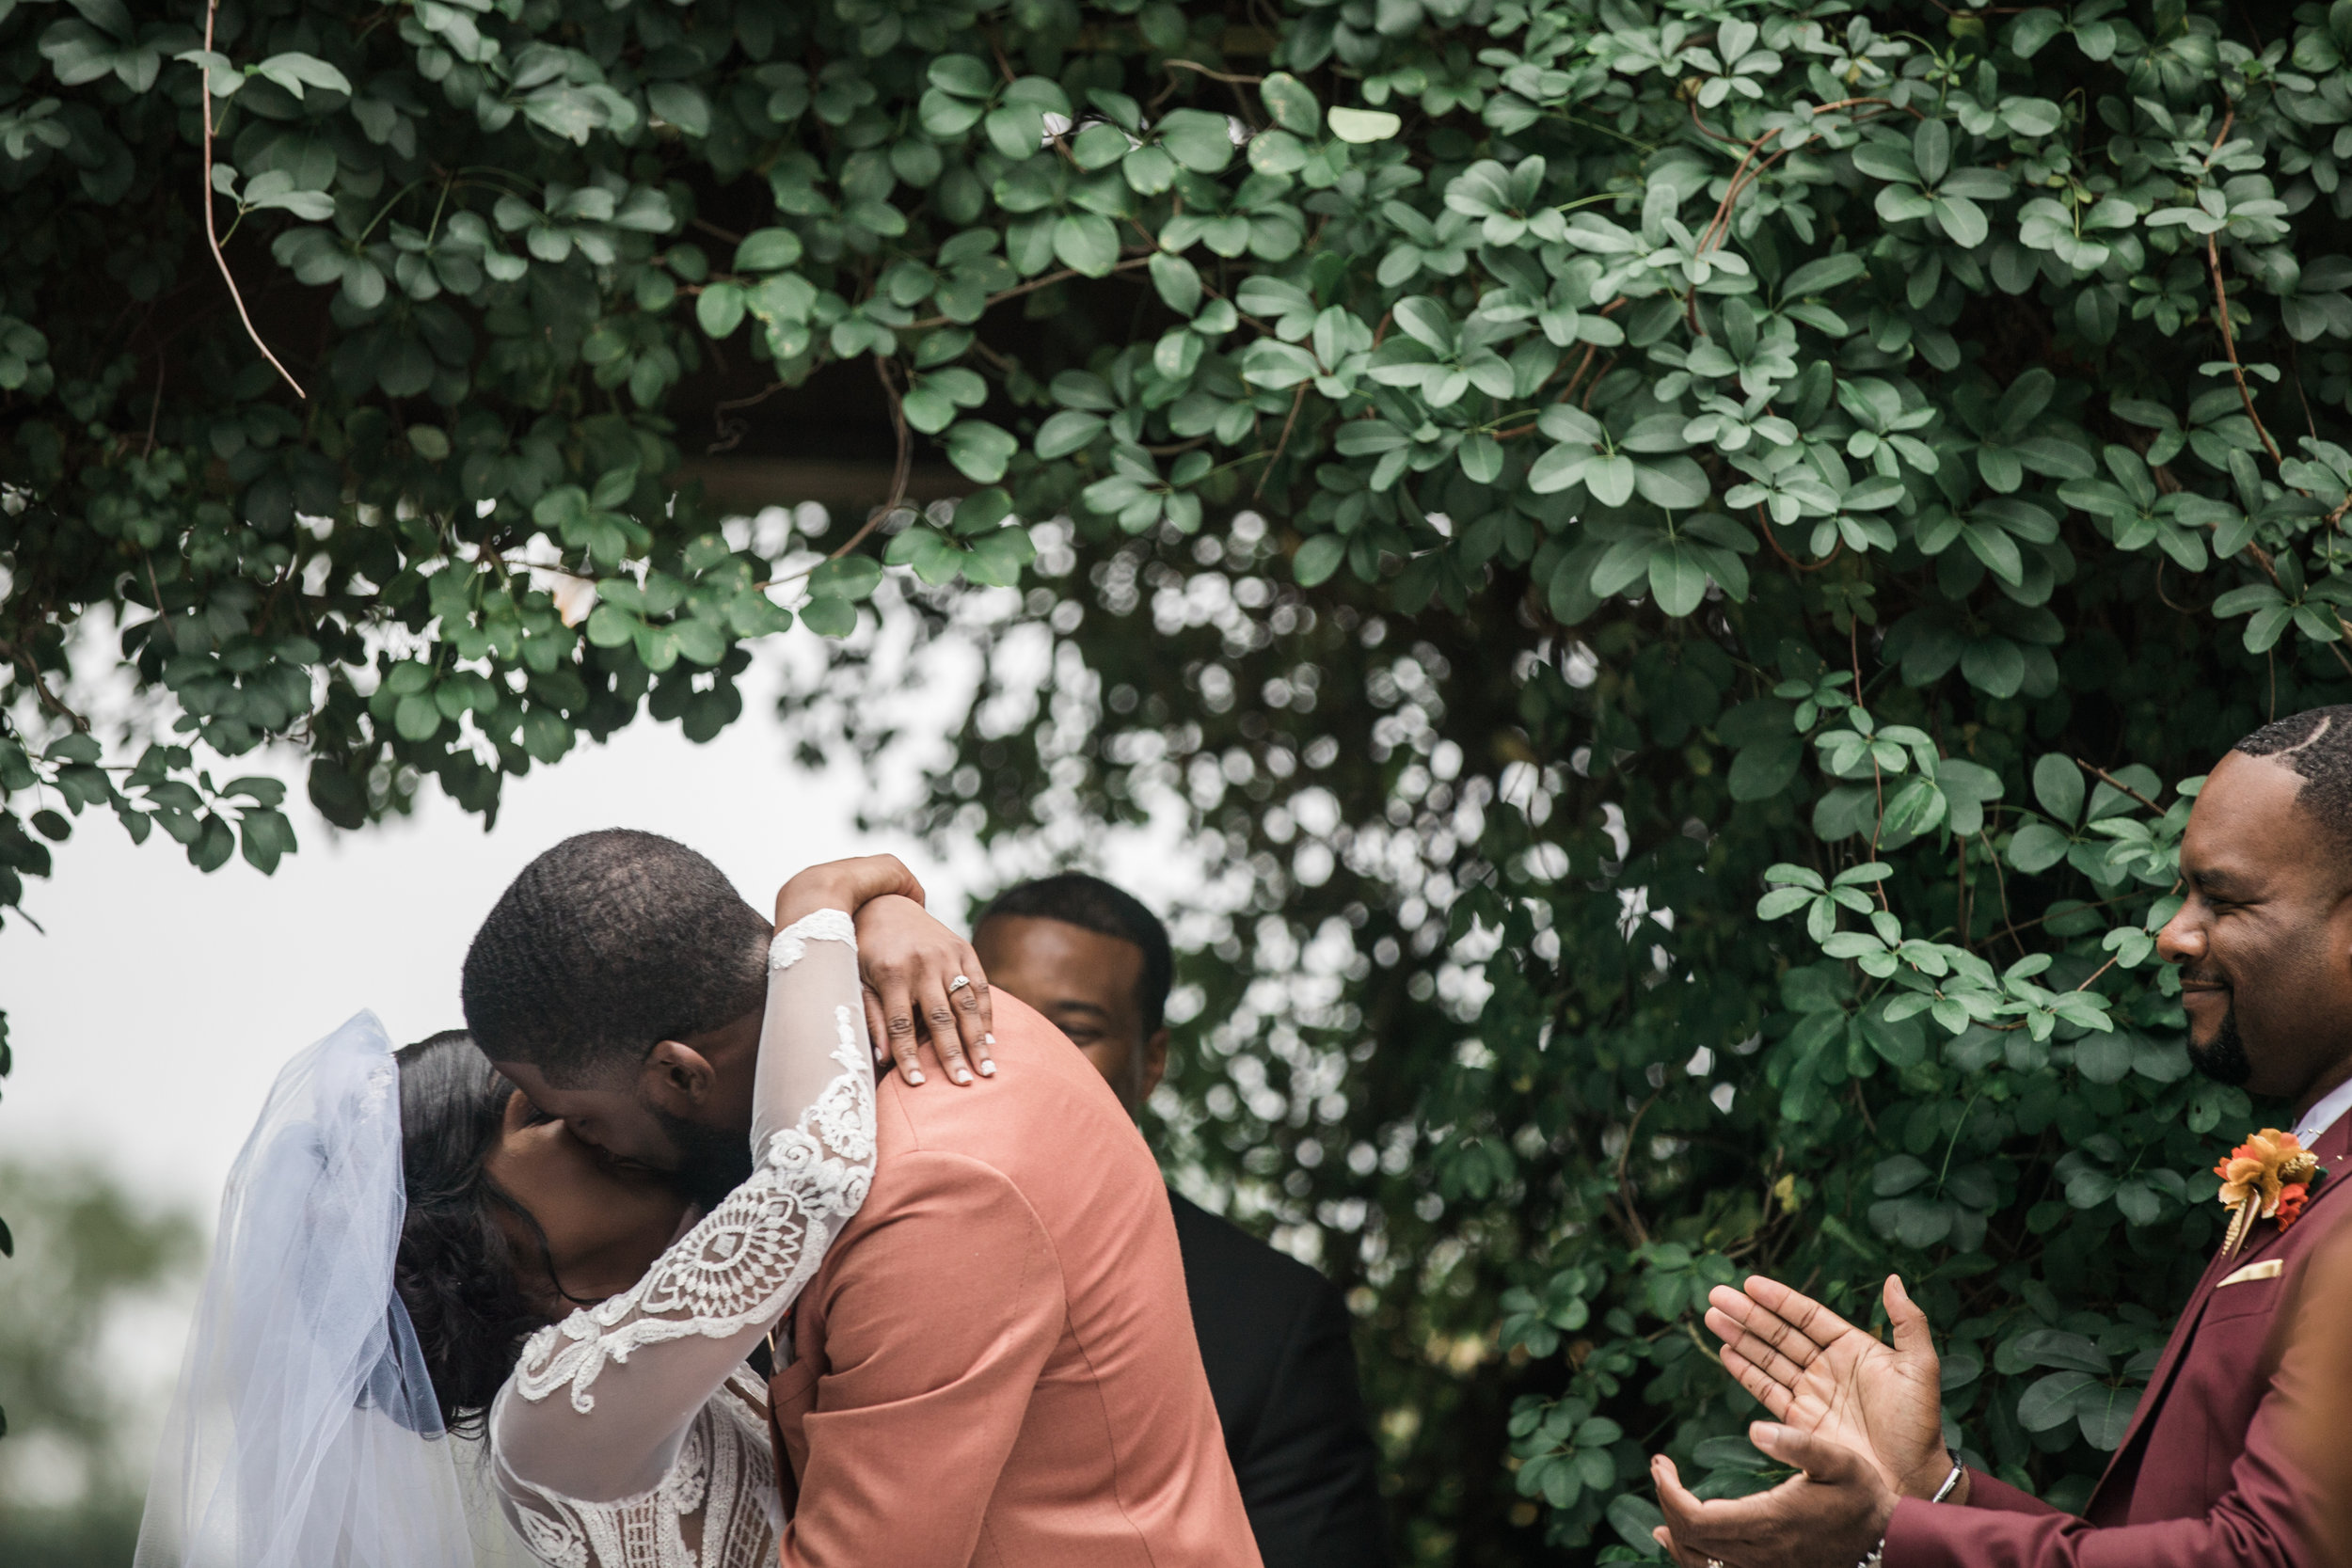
[134,1011,483,1568]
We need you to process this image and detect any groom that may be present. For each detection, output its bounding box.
[460,831,1261,1567]
[1651,709,2352,1567]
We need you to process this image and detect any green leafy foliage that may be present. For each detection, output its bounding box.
[9,0,2352,1557]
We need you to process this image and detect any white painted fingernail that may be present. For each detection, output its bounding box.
[954,1068,973,1085]
[982,1033,995,1046]
[979,1061,996,1077]
[906,1069,925,1085]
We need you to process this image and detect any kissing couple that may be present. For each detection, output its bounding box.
[134,831,1263,1568]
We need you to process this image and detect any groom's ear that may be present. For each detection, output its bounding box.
[640,1038,719,1115]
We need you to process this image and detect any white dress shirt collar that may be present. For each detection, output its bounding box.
[2294,1074,2352,1147]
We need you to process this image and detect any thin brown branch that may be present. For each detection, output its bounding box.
[1979,829,2028,959]
[2206,233,2282,465]
[907,255,1153,330]
[1255,382,1308,499]
[199,1,304,399]
[2192,106,2282,467]
[1612,1092,1661,1249]
[5,646,90,732]
[1580,356,1618,409]
[2074,953,2124,991]
[1555,341,1601,406]
[2072,757,2165,816]
[1857,620,1891,897]
[1956,832,1972,951]
[142,361,165,456]
[1756,503,1841,573]
[1692,98,1906,259]
[768,356,915,591]
[707,380,787,454]
[1165,57,1264,85]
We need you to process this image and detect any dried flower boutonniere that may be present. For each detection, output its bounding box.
[2214,1130,2326,1258]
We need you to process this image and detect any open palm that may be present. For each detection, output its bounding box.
[1703,1274,1951,1497]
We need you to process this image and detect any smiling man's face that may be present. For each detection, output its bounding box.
[2155,750,2352,1115]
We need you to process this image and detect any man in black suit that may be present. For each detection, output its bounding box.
[973,874,1391,1568]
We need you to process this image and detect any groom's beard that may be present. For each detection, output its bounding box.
[654,1107,755,1211]
[2188,997,2254,1087]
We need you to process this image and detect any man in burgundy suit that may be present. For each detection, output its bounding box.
[1649,707,2352,1568]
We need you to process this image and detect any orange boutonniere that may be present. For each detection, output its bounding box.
[2215,1130,2323,1257]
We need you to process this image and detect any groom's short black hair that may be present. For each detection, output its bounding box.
[978,872,1173,1036]
[2233,705,2352,875]
[461,830,770,1081]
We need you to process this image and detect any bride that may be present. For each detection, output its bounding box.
[134,854,979,1568]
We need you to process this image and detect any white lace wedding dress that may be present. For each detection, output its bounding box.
[485,911,876,1568]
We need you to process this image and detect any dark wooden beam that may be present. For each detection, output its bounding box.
[676,457,967,515]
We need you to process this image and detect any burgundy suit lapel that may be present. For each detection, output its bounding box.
[2089,1114,2352,1501]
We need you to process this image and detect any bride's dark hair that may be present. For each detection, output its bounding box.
[391,1029,552,1434]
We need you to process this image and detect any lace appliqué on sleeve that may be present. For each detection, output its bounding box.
[510,914,871,1417]
[767,906,855,972]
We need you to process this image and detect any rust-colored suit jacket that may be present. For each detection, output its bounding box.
[1885,1114,2352,1567]
[764,993,1262,1568]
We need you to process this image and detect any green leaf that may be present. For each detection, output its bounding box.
[927,55,994,100]
[1052,212,1120,277]
[254,52,353,101]
[1327,106,1403,143]
[944,420,1018,483]
[1729,736,1803,800]
[2033,753,2085,825]
[697,281,747,338]
[2007,822,2071,873]
[1295,534,1347,586]
[808,557,883,604]
[801,595,857,637]
[1036,409,1105,459]
[1648,542,1709,615]
[1261,72,1321,135]
[2011,1328,2111,1374]
[2018,1370,2100,1431]
[1150,252,1201,317]
[1931,196,1990,249]
[1783,253,1868,296]
[1157,108,1235,172]
[986,102,1047,160]
[647,82,712,137]
[1635,457,1710,510]
[71,0,135,40]
[734,228,804,272]
[393,691,443,742]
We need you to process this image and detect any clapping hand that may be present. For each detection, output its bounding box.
[1704,1273,1956,1502]
[1651,1422,1897,1568]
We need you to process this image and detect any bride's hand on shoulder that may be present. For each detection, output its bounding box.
[774,854,925,927]
[855,895,994,1089]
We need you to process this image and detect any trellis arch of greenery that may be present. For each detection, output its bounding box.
[6,0,2351,1554]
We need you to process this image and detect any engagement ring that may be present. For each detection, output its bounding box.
[946,974,972,994]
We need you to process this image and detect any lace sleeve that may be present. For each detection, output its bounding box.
[488,911,876,1545]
